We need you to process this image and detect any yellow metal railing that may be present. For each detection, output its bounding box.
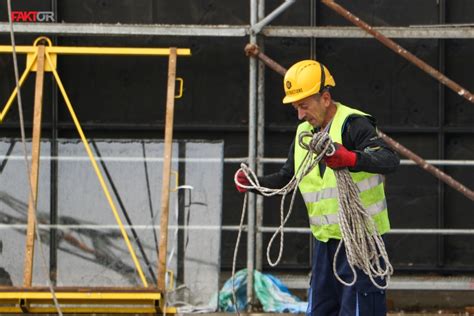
[0,290,172,314]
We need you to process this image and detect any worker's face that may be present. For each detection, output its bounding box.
[292,92,330,128]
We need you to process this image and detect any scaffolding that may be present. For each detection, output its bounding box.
[1,0,474,310]
[0,36,191,313]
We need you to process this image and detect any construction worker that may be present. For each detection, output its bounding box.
[235,60,399,315]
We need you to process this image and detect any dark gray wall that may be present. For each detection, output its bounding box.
[1,0,473,273]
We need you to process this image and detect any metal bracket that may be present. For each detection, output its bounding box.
[251,0,296,35]
[27,37,56,72]
[175,77,184,99]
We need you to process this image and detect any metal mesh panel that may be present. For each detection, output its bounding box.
[0,138,223,310]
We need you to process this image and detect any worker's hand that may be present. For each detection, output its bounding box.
[234,169,250,193]
[324,143,357,169]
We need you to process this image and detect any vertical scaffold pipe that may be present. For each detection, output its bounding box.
[246,0,258,310]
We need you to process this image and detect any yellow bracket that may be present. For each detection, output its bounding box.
[175,78,184,99]
[166,269,175,290]
[27,37,57,72]
[171,170,179,192]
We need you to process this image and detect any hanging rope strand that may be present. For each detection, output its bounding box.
[231,193,248,315]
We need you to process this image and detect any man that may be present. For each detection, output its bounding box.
[235,60,399,315]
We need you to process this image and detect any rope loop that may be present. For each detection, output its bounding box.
[298,131,335,157]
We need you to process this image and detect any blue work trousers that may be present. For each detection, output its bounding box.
[306,238,387,316]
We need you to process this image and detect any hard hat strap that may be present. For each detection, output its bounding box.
[319,63,326,93]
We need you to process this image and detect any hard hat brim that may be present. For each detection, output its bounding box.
[282,90,318,104]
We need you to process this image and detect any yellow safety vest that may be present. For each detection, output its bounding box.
[294,103,390,242]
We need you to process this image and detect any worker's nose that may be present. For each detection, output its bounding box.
[297,108,305,120]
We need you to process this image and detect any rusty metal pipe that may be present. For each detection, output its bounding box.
[320,0,474,104]
[244,43,474,201]
[245,44,286,76]
[377,131,474,201]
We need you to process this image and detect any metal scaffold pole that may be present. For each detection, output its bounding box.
[247,0,258,309]
[255,0,265,274]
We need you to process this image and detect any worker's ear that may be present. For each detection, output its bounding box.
[321,91,331,107]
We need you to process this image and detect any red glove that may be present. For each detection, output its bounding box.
[234,169,250,193]
[324,143,357,169]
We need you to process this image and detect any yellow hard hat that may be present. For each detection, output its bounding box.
[282,60,335,104]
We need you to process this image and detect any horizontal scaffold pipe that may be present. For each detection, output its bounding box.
[1,23,474,39]
[3,224,474,236]
[1,155,473,166]
[263,25,474,39]
[0,23,247,37]
[234,157,474,166]
[257,227,474,235]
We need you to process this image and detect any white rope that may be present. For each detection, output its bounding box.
[333,169,393,289]
[235,131,334,267]
[5,4,63,314]
[231,193,247,315]
[234,130,393,289]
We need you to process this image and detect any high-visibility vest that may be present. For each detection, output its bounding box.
[294,103,390,242]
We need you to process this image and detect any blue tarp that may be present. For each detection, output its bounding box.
[218,269,308,313]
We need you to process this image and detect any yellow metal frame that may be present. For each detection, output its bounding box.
[0,37,191,313]
[0,290,177,314]
[0,37,190,123]
[0,36,191,56]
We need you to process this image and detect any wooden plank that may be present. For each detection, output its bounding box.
[23,45,46,287]
[157,47,177,292]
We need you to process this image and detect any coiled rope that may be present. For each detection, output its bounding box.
[332,168,393,289]
[234,130,393,291]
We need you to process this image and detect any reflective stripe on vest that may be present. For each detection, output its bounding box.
[301,174,384,203]
[309,199,387,226]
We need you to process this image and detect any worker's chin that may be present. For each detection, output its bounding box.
[307,119,320,128]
